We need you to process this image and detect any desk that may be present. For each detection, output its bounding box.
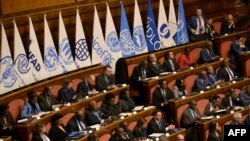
[168,78,250,127]
[16,85,129,141]
[0,136,11,141]
[239,52,250,77]
[197,106,250,141]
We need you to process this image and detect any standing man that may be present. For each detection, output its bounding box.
[96,66,116,91]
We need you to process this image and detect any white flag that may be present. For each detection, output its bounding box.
[105,3,122,71]
[92,6,106,65]
[13,21,34,86]
[75,9,91,69]
[28,17,47,81]
[44,15,64,77]
[158,0,172,48]
[168,0,177,46]
[133,0,148,55]
[0,24,18,94]
[59,12,77,72]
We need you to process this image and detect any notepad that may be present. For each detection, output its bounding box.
[132,105,144,111]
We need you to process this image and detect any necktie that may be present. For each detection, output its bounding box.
[161,89,166,99]
[105,76,109,84]
[226,67,234,81]
[207,49,211,58]
[158,121,162,129]
[229,96,233,107]
[154,63,159,69]
[94,111,102,121]
[46,95,51,106]
[192,110,197,119]
[142,68,146,78]
[170,60,175,71]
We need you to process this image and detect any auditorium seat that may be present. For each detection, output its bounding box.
[8,98,25,122]
[177,104,189,127]
[52,84,62,98]
[97,100,103,107]
[145,115,153,123]
[190,48,202,64]
[128,64,138,79]
[197,99,209,116]
[159,56,165,65]
[128,121,137,131]
[235,89,241,95]
[245,60,250,77]
[217,93,225,99]
[72,78,82,91]
[61,112,75,126]
[45,122,52,134]
[220,41,233,58]
[149,85,159,104]
[175,52,182,62]
[225,120,232,125]
[184,75,198,95]
[114,94,119,104]
[100,133,111,141]
[213,22,221,34]
[168,79,176,91]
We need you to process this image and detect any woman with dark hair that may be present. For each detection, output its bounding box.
[118,89,136,112]
[133,118,148,139]
[208,121,222,141]
[32,122,50,141]
[58,79,76,102]
[49,114,68,141]
[173,79,187,99]
[21,91,42,118]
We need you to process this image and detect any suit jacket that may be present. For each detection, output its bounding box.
[76,81,95,99]
[133,128,147,138]
[66,116,88,133]
[244,115,250,125]
[58,87,75,102]
[38,93,60,111]
[188,15,206,34]
[206,24,216,40]
[163,59,178,72]
[49,124,68,141]
[221,95,243,108]
[85,109,107,125]
[21,102,42,118]
[148,62,164,76]
[207,74,218,84]
[118,98,136,112]
[96,73,115,91]
[230,120,243,125]
[204,103,222,116]
[130,65,151,89]
[200,48,216,63]
[208,132,223,141]
[220,20,235,35]
[153,87,173,107]
[193,77,213,92]
[239,91,250,106]
[147,119,168,135]
[230,41,245,65]
[101,102,121,117]
[216,67,236,82]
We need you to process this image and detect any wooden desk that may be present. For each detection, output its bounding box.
[142,60,221,103]
[197,106,250,141]
[0,136,12,141]
[16,85,129,141]
[239,52,250,77]
[168,78,250,127]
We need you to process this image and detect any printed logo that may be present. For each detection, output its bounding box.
[0,56,17,88]
[14,54,30,74]
[120,29,136,57]
[75,39,89,61]
[44,47,59,72]
[106,31,121,52]
[159,23,170,39]
[133,26,147,52]
[59,38,74,65]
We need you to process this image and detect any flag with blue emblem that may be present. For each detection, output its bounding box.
[92,6,106,65]
[168,0,177,46]
[120,2,136,58]
[44,14,63,77]
[0,24,18,95]
[158,0,172,48]
[13,21,34,87]
[133,0,148,55]
[146,0,161,52]
[175,0,189,45]
[75,9,91,69]
[105,3,122,71]
[28,17,47,81]
[59,12,77,73]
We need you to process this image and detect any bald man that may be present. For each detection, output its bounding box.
[76,75,98,99]
[220,14,236,35]
[175,134,185,141]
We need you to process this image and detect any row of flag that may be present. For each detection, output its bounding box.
[0,0,189,95]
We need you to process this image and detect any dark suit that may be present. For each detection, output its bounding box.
[162,59,178,72]
[221,95,243,108]
[0,112,19,140]
[76,81,95,99]
[32,135,43,141]
[230,41,247,65]
[101,102,121,117]
[148,119,168,135]
[118,98,136,112]
[188,15,206,34]
[230,120,243,125]
[133,128,147,138]
[96,73,115,91]
[220,20,235,35]
[58,87,75,102]
[49,124,68,141]
[217,67,236,82]
[200,48,216,63]
[148,62,164,76]
[181,108,201,141]
[204,103,222,116]
[208,132,223,141]
[153,88,173,108]
[239,91,250,106]
[131,65,151,86]
[66,116,88,133]
[85,109,107,125]
[38,93,60,111]
[193,77,213,92]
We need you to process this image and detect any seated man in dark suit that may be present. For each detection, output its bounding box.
[221,88,243,109]
[181,100,201,141]
[76,75,98,99]
[101,93,121,118]
[217,58,237,82]
[206,66,223,85]
[66,109,88,133]
[148,109,175,135]
[162,51,179,72]
[230,112,244,125]
[58,79,76,102]
[85,100,111,126]
[220,14,236,35]
[38,85,61,111]
[200,40,218,63]
[148,53,164,76]
[239,84,250,106]
[193,70,214,92]
[244,111,250,125]
[96,66,116,91]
